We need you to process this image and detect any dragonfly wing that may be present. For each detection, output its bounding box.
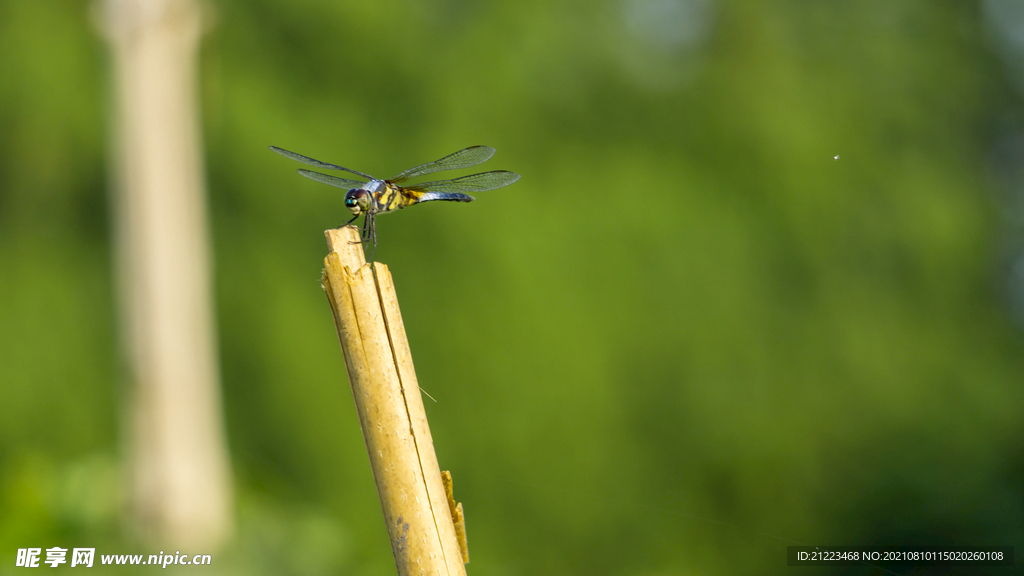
[298,169,368,190]
[403,170,520,194]
[389,146,496,183]
[270,146,375,180]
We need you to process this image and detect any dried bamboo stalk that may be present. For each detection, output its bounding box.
[322,227,468,576]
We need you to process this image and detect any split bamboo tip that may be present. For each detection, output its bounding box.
[325,227,367,268]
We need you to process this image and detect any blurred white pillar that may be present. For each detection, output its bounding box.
[97,0,233,549]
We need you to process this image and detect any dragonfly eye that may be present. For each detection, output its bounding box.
[345,189,370,215]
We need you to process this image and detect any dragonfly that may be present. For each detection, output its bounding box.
[270,144,520,258]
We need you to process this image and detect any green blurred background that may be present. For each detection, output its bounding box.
[2,0,1024,574]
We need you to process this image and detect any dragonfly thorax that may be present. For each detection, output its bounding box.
[344,188,373,215]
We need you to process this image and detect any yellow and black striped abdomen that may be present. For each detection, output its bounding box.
[373,183,425,214]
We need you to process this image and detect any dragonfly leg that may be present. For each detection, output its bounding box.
[361,213,373,243]
[365,214,378,262]
[347,214,365,245]
[344,212,378,262]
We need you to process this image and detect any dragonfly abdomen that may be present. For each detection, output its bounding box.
[417,192,474,203]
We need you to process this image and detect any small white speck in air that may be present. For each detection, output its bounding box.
[834,155,840,160]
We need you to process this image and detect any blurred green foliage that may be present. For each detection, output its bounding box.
[2,0,1023,574]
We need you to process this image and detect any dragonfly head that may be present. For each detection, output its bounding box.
[344,189,371,216]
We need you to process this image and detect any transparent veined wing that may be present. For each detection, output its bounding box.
[269,146,375,180]
[389,146,497,183]
[297,169,368,190]
[403,170,520,194]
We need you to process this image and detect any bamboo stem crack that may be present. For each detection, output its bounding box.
[371,263,455,573]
